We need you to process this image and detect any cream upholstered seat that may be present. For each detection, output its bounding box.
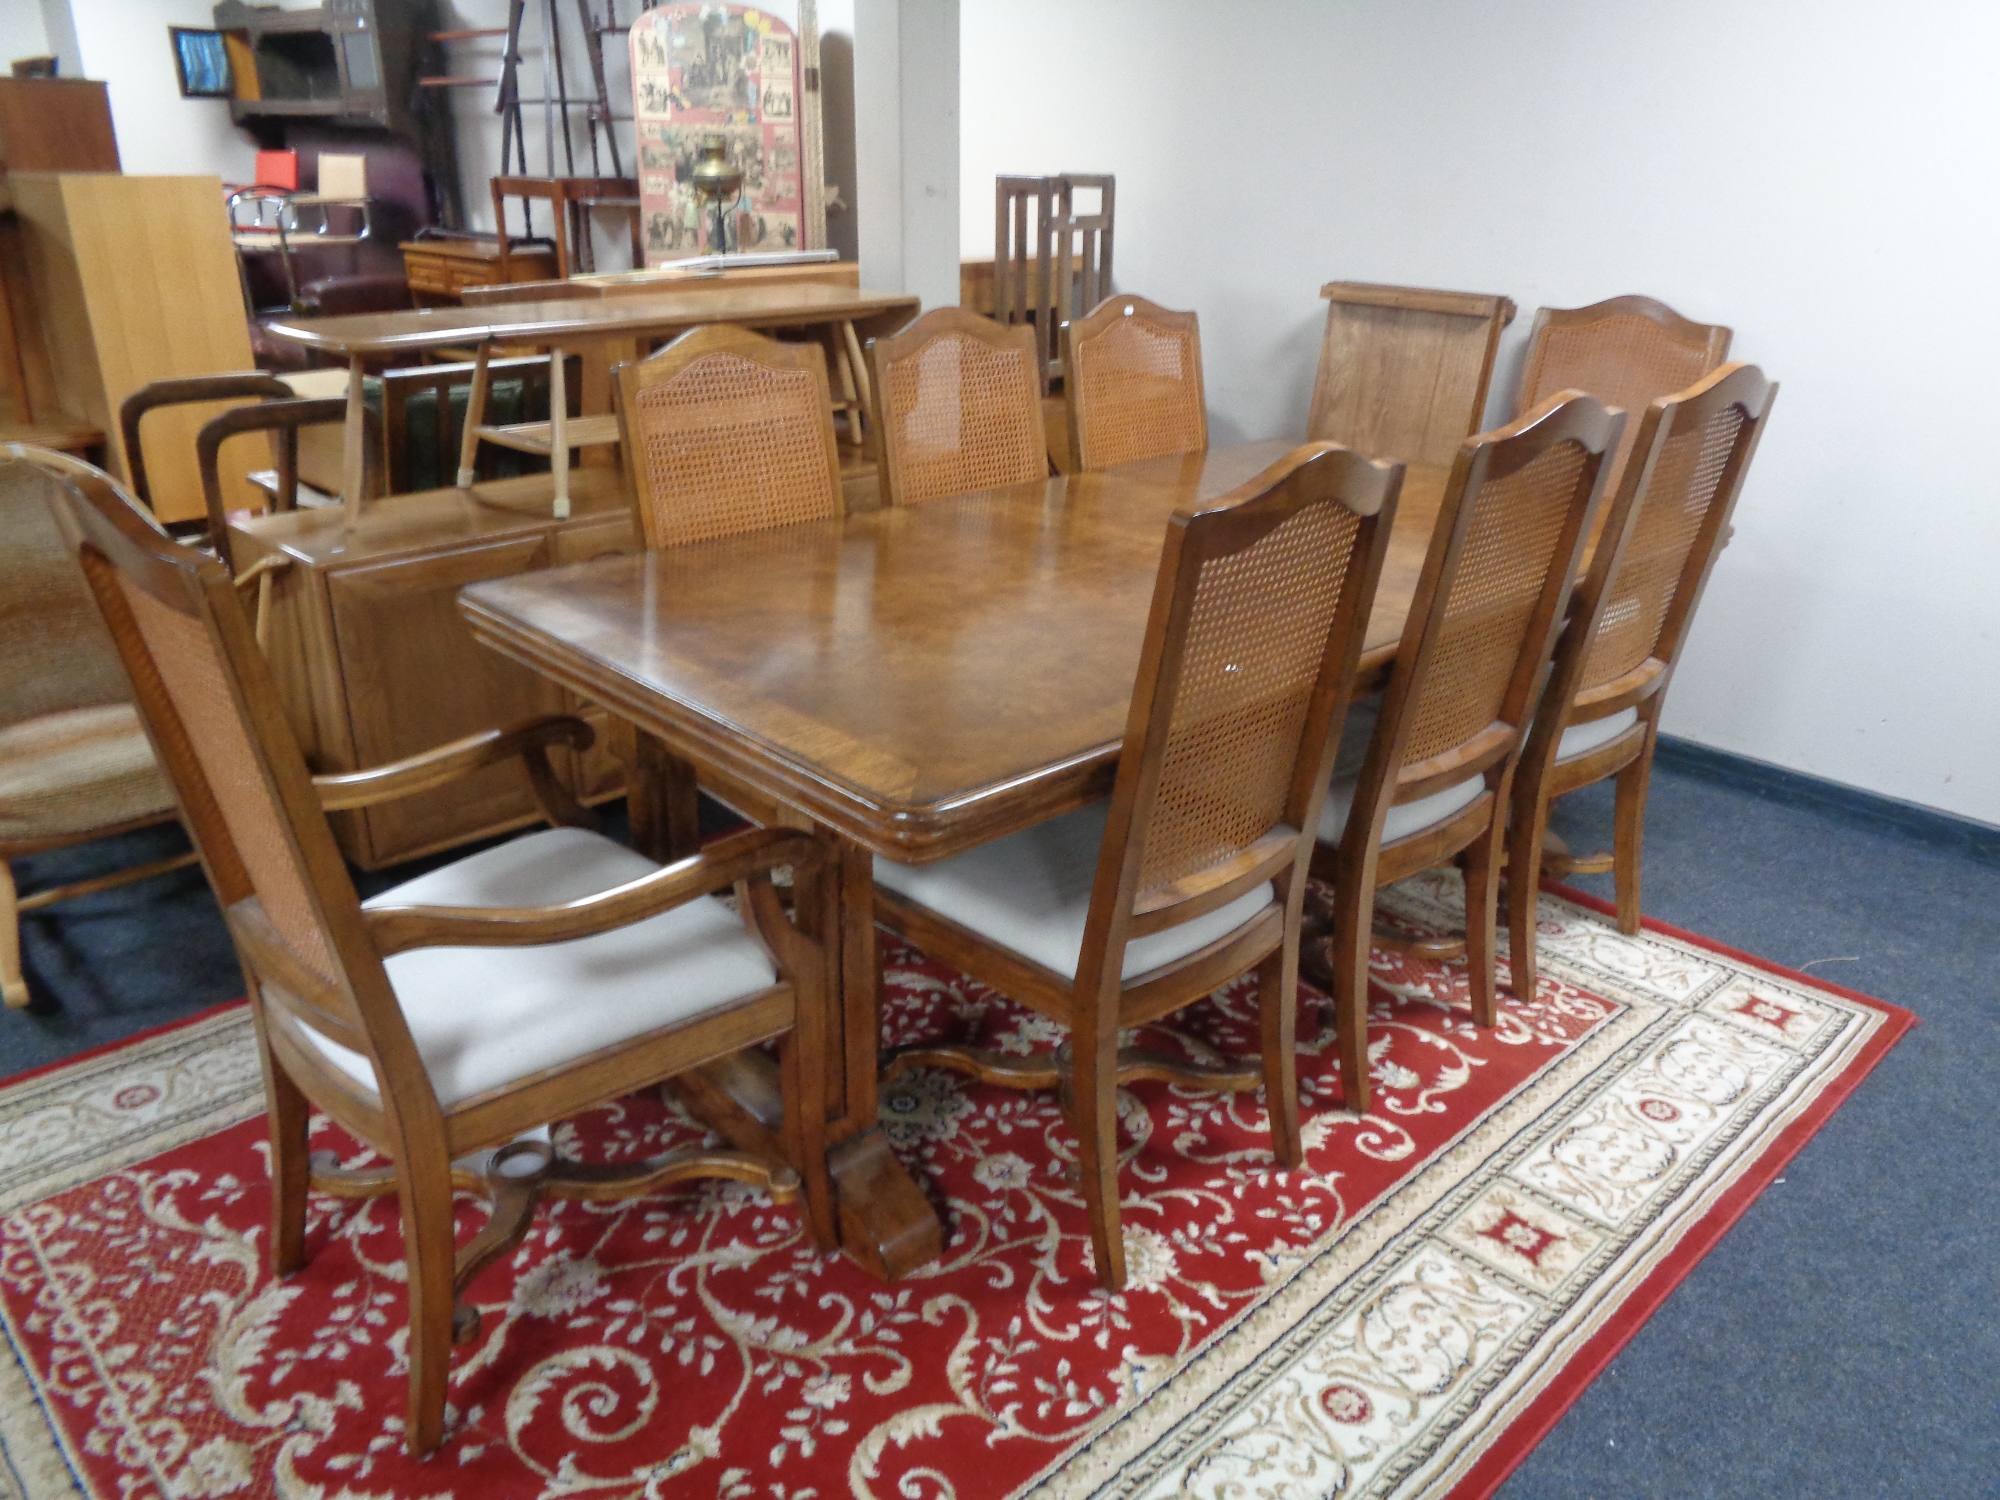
[40,448,836,1458]
[1314,694,1484,845]
[875,802,1275,983]
[1554,706,1640,763]
[298,827,779,1107]
[0,454,187,1009]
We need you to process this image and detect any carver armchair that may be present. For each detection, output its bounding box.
[47,452,835,1457]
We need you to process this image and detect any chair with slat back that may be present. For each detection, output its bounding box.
[1065,294,1207,471]
[1508,364,1776,996]
[868,307,1047,507]
[43,451,835,1457]
[993,173,1116,392]
[1513,295,1732,499]
[614,324,844,549]
[1307,282,1517,476]
[1305,394,1624,1113]
[0,450,190,1010]
[875,442,1400,1289]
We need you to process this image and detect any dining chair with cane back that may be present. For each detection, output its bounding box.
[1507,364,1776,998]
[1304,393,1624,1114]
[874,441,1400,1290]
[0,450,192,1009]
[867,306,1047,508]
[1307,282,1517,472]
[1513,295,1732,498]
[614,323,844,549]
[1064,293,1208,472]
[50,455,837,1456]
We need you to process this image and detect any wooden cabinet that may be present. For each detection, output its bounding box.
[232,471,640,869]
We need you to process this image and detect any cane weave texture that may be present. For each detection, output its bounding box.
[0,704,169,844]
[880,332,1045,507]
[1584,402,1747,690]
[1402,440,1587,766]
[1071,314,1205,472]
[116,578,339,982]
[0,464,133,726]
[1520,314,1718,489]
[1137,501,1362,894]
[630,352,839,548]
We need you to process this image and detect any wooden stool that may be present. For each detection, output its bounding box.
[455,340,618,519]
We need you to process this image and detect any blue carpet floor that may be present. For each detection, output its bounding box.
[3,766,1992,1496]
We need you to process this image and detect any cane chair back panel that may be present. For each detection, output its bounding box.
[1400,438,1593,766]
[1067,296,1207,473]
[617,327,843,550]
[1134,481,1374,897]
[873,311,1046,508]
[1584,401,1746,690]
[1307,283,1516,470]
[1515,296,1731,493]
[112,574,344,986]
[0,462,132,725]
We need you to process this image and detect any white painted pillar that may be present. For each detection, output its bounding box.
[854,0,959,312]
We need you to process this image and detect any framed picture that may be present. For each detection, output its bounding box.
[170,27,233,99]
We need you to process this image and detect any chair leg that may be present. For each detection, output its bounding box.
[1328,876,1373,1116]
[1463,820,1505,1027]
[1507,787,1555,1004]
[1612,744,1654,936]
[1,861,27,1010]
[1073,1014,1125,1291]
[397,1156,459,1457]
[265,1056,312,1276]
[1258,943,1303,1168]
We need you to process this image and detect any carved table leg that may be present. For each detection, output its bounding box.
[673,828,943,1281]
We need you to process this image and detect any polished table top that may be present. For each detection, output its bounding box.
[459,440,1447,863]
[261,280,922,357]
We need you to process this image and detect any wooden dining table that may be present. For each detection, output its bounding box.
[457,438,1448,1278]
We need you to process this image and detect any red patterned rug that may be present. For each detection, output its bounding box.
[0,874,1909,1500]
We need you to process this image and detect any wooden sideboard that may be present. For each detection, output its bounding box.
[229,471,639,869]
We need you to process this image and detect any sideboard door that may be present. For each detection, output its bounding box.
[328,534,564,866]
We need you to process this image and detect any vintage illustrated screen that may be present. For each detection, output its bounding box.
[629,4,807,263]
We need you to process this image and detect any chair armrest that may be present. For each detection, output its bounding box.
[364,825,823,956]
[314,714,595,814]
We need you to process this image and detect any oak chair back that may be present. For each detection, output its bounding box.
[1513,295,1733,496]
[1307,282,1517,472]
[868,307,1046,507]
[614,324,844,549]
[994,173,1116,388]
[1064,294,1207,471]
[1508,364,1776,988]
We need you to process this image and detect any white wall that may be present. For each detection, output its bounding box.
[961,0,2000,825]
[57,0,255,181]
[1,5,51,72]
